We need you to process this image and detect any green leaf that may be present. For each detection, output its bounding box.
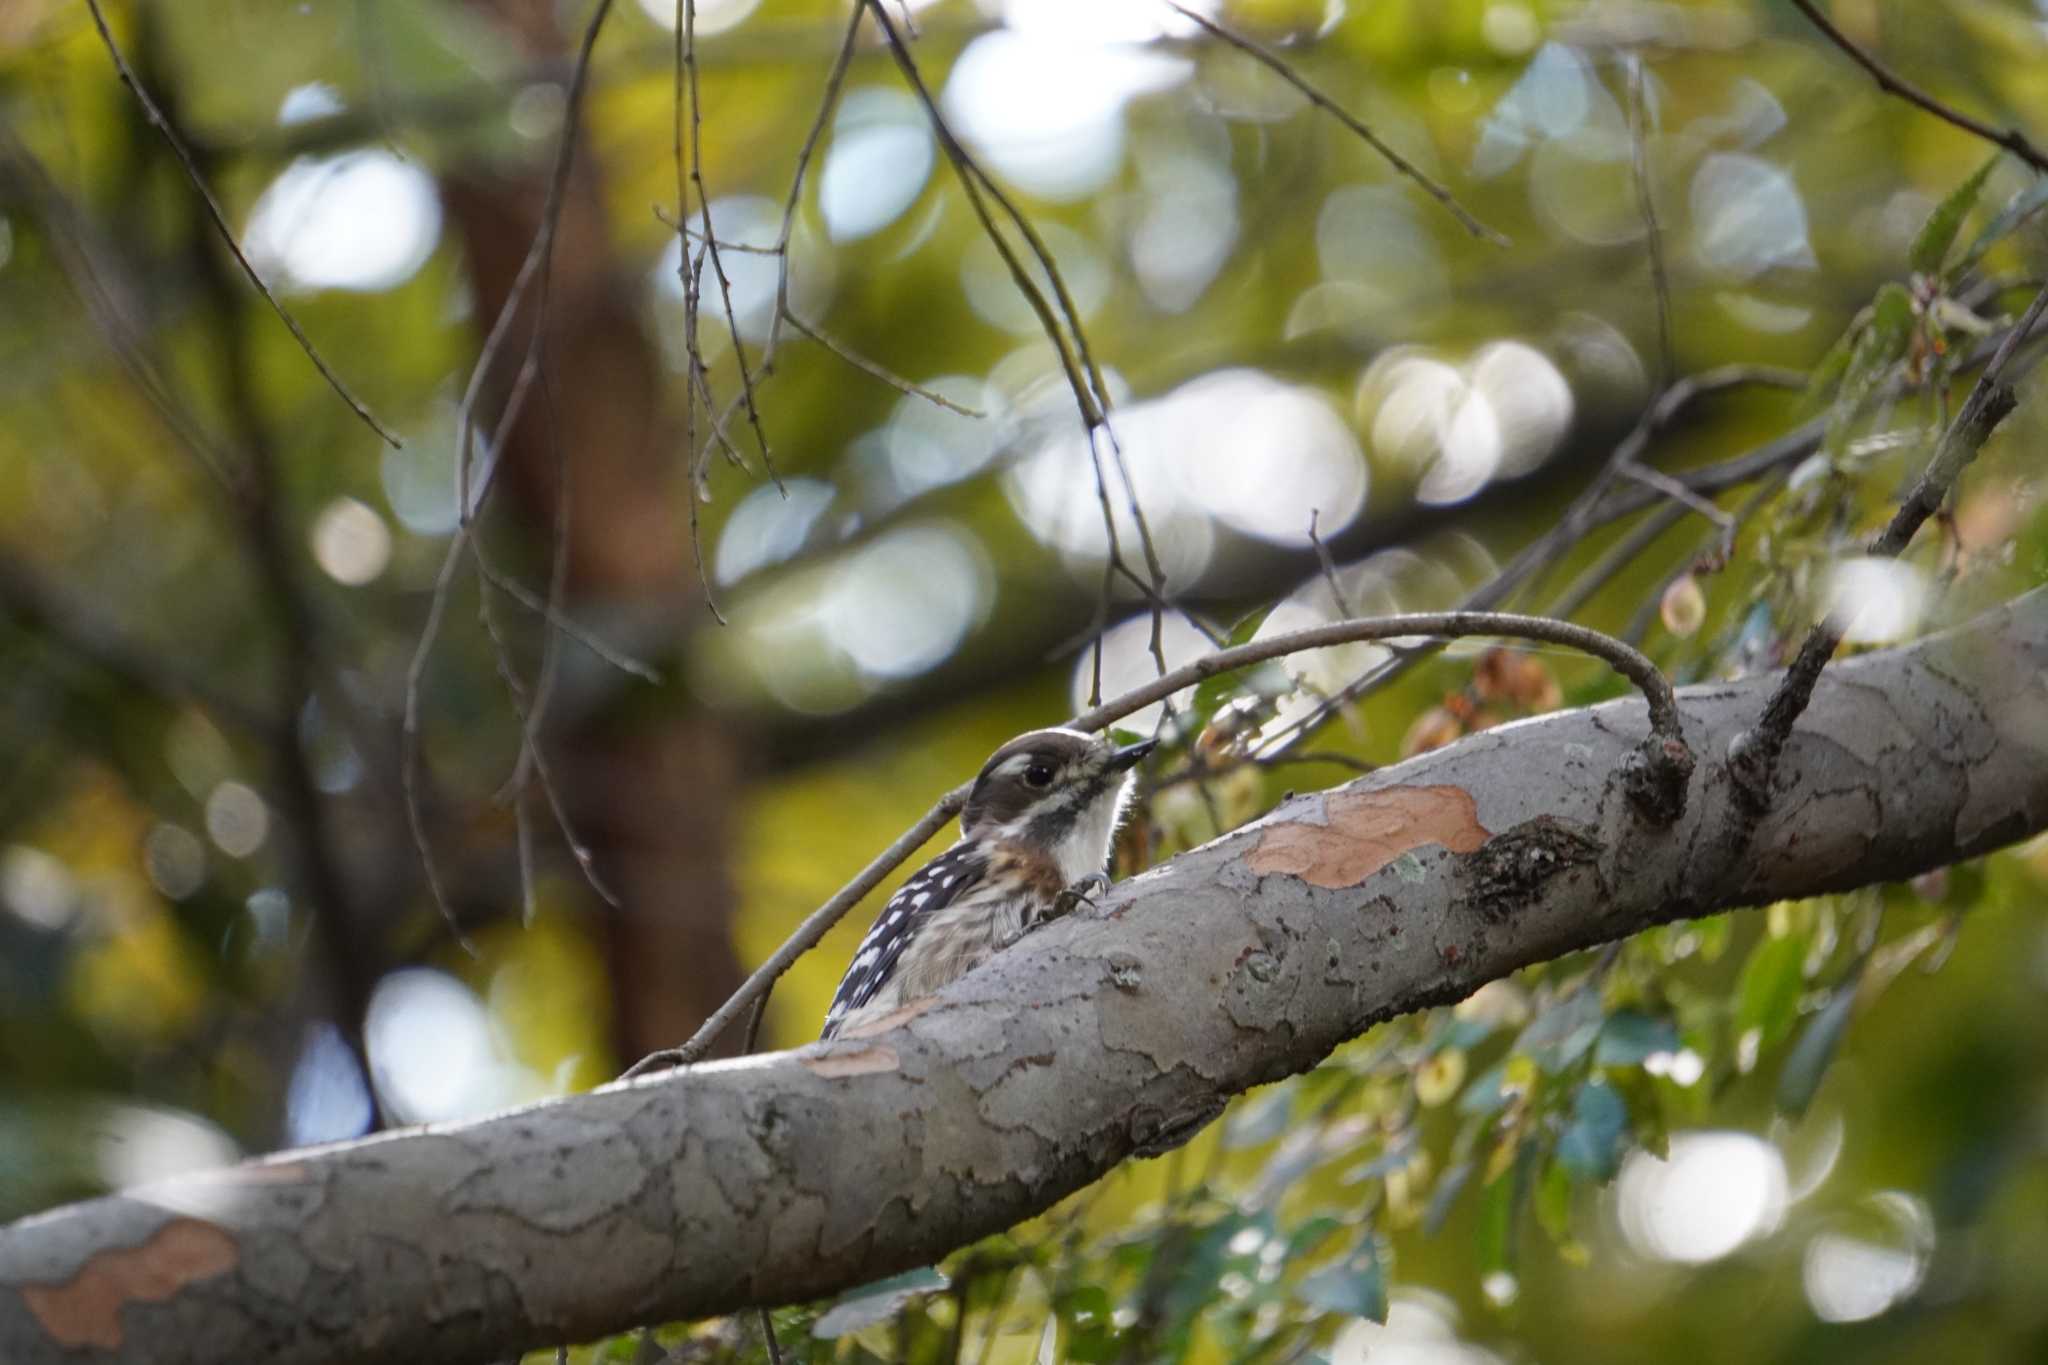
[1423,1160,1473,1235]
[1190,607,1288,722]
[1826,283,1916,455]
[1287,1214,1348,1257]
[1475,1151,1532,1274]
[1870,284,1916,350]
[1227,603,1276,647]
[589,1333,644,1364]
[1911,153,2001,276]
[1690,911,1734,962]
[1295,1234,1387,1323]
[1802,311,1865,410]
[1222,1086,1293,1150]
[1250,1129,1326,1207]
[1456,1061,1508,1115]
[1555,1079,1629,1181]
[1241,660,1295,700]
[1533,1158,1574,1247]
[1515,987,1604,1075]
[1347,1138,1419,1182]
[1606,1066,1671,1158]
[811,1266,949,1339]
[1056,1286,1118,1363]
[1775,972,1861,1116]
[1735,930,1808,1049]
[1595,1010,1680,1067]
[1956,174,2048,277]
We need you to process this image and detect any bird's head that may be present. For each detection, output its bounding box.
[961,727,1155,880]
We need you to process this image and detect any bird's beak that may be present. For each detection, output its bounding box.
[1106,737,1157,772]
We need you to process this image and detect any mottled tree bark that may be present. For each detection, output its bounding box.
[3,589,2044,1365]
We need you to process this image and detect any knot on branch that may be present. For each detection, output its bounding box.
[1128,1097,1228,1159]
[1725,726,1778,815]
[1460,815,1606,919]
[1622,732,1696,825]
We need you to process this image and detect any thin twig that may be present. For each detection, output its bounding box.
[1625,52,1675,387]
[1098,421,1175,683]
[1069,613,1683,746]
[81,0,402,448]
[1164,1,1507,245]
[0,128,240,496]
[620,795,963,1075]
[402,537,480,955]
[1307,507,1356,618]
[862,0,1102,428]
[650,210,781,253]
[507,342,573,803]
[1731,283,2046,807]
[1255,365,1809,763]
[782,310,985,415]
[659,1,864,624]
[476,568,624,911]
[1789,0,2048,175]
[623,611,1689,1073]
[683,0,782,489]
[1617,461,1735,542]
[188,178,391,1118]
[1547,499,1691,625]
[471,553,663,683]
[758,1,865,377]
[0,549,273,736]
[407,338,546,947]
[860,0,1171,684]
[1621,473,1789,644]
[403,0,625,937]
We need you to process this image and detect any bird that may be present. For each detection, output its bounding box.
[820,726,1156,1039]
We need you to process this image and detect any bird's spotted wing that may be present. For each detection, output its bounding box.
[821,843,986,1038]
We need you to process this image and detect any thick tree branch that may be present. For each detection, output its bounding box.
[3,589,2046,1364]
[645,610,1689,1072]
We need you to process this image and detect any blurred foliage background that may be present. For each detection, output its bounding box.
[3,0,2048,1360]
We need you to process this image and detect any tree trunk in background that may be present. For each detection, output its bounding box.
[440,0,745,1060]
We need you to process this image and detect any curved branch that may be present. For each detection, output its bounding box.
[1164,2,1507,245]
[81,0,401,448]
[4,590,2043,1364]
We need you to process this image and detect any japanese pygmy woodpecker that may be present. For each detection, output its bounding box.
[821,727,1155,1038]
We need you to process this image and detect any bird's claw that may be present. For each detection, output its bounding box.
[1052,871,1112,920]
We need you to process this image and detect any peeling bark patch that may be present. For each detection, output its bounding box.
[803,1045,900,1077]
[1245,786,1490,889]
[19,1217,237,1349]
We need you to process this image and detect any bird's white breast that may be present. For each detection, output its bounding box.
[1050,770,1135,884]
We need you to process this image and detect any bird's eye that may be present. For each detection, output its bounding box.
[1023,762,1055,788]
